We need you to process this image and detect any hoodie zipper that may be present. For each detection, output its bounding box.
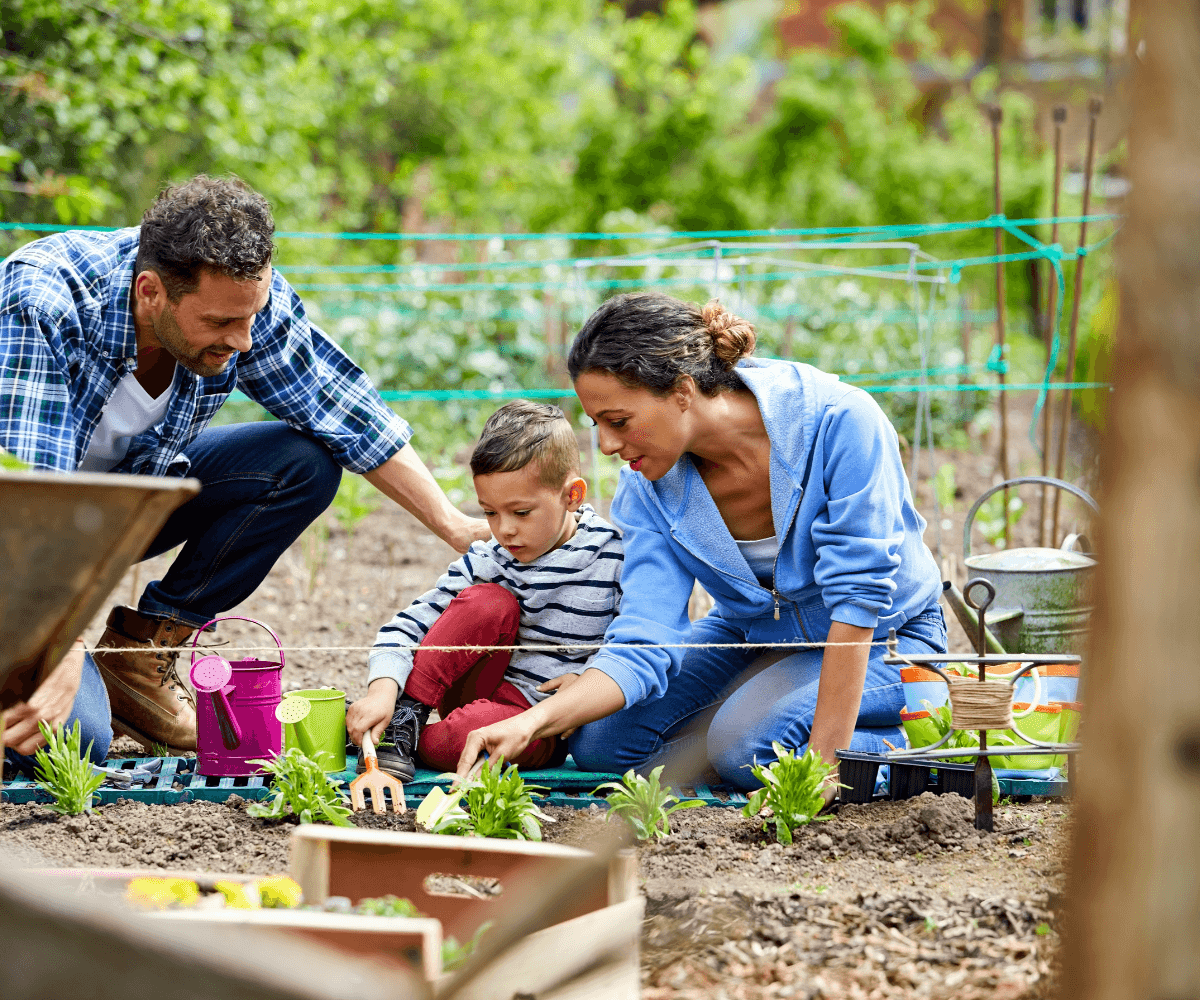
[770,499,811,641]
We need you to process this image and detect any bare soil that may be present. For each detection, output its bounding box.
[3,392,1088,997]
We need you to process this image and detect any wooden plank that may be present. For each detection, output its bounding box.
[1061,7,1200,1000]
[153,909,444,981]
[289,827,611,942]
[444,896,643,1000]
[0,865,428,1000]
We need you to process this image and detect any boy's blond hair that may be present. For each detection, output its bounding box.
[469,400,581,488]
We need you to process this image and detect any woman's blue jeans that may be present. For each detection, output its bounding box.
[569,599,947,790]
[5,422,342,775]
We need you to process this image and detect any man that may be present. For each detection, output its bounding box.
[0,175,488,767]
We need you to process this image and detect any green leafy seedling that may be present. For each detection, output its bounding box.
[354,895,422,918]
[592,765,703,841]
[933,462,957,513]
[33,720,104,816]
[424,757,552,841]
[742,743,841,846]
[247,747,353,827]
[331,475,381,544]
[442,920,493,972]
[0,448,30,471]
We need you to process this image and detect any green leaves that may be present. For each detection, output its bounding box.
[422,757,552,841]
[247,747,353,827]
[33,720,104,816]
[742,743,839,846]
[592,765,703,841]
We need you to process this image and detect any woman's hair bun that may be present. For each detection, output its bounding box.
[701,300,756,368]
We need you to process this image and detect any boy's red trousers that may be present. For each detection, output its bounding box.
[404,583,566,772]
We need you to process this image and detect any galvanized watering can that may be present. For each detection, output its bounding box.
[949,476,1099,656]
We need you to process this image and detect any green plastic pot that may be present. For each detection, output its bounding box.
[900,709,941,750]
[995,703,1064,770]
[282,687,347,771]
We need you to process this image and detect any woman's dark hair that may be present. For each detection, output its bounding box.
[135,175,276,301]
[567,292,756,396]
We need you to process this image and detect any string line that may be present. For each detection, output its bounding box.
[0,213,1119,239]
[98,640,898,655]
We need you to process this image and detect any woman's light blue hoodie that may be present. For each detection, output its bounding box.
[588,356,942,708]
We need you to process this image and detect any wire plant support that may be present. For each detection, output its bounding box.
[883,578,1082,832]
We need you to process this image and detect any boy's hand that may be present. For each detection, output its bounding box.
[346,679,399,747]
[537,673,581,695]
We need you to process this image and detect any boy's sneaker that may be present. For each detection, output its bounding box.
[356,698,430,783]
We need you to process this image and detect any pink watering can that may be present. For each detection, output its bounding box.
[189,617,284,777]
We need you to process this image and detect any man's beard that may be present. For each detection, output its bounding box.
[153,303,237,378]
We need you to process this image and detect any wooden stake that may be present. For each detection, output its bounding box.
[1051,97,1102,544]
[1063,7,1200,999]
[1039,106,1067,547]
[989,105,1010,547]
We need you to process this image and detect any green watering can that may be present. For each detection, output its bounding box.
[945,476,1099,657]
[275,688,347,771]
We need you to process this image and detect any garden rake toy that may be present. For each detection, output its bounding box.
[350,731,406,814]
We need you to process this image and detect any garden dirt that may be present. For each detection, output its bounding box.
[3,393,1083,997]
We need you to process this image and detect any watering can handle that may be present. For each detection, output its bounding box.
[189,616,285,670]
[963,476,1099,559]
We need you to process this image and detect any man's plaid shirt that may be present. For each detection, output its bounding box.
[0,228,412,475]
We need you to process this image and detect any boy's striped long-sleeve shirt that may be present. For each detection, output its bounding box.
[367,505,623,707]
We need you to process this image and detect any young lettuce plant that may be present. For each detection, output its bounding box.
[742,743,840,845]
[33,720,104,816]
[417,757,552,840]
[248,748,353,827]
[593,765,703,841]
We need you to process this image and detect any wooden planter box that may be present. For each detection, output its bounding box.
[289,826,638,945]
[29,830,643,995]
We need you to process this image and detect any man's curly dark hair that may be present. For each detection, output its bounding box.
[134,175,276,301]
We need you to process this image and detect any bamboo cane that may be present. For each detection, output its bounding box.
[1039,106,1067,546]
[989,105,1010,547]
[1051,98,1102,544]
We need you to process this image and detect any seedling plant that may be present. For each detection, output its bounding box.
[332,475,381,544]
[592,765,703,840]
[34,720,104,816]
[248,747,353,826]
[417,757,552,840]
[743,743,841,846]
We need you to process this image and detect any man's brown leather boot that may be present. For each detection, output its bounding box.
[93,606,198,753]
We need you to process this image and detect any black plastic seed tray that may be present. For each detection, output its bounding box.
[836,750,1068,802]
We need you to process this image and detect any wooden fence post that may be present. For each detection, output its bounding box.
[1061,6,1200,1000]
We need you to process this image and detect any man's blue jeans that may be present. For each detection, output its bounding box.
[5,423,342,775]
[569,599,947,790]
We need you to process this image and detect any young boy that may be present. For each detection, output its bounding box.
[346,400,623,779]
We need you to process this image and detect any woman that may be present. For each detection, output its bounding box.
[454,292,946,790]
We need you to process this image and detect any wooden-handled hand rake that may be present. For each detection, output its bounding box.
[349,731,406,814]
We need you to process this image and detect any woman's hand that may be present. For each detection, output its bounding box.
[454,668,627,782]
[536,673,580,695]
[346,678,400,747]
[455,714,540,783]
[3,640,86,755]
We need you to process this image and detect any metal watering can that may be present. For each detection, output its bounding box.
[945,476,1099,657]
[189,617,284,777]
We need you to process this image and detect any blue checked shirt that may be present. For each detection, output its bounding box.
[0,228,411,475]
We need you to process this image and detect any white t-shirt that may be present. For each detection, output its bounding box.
[79,371,174,473]
[735,533,779,588]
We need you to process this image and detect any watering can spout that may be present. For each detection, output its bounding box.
[942,581,1010,655]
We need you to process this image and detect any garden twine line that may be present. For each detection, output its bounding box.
[92,640,895,655]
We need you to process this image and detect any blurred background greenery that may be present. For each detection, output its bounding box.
[0,0,1126,502]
